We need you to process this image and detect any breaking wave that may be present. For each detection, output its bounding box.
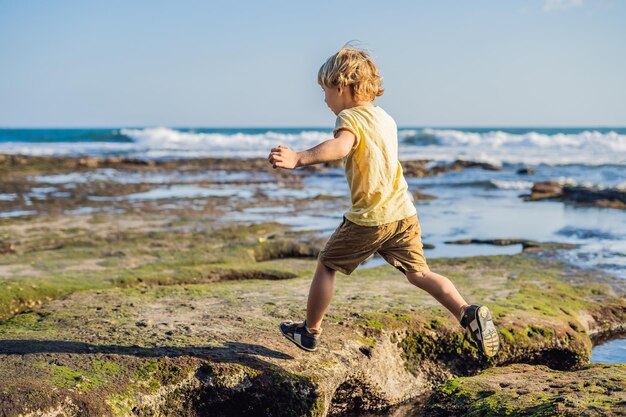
[0,127,624,165]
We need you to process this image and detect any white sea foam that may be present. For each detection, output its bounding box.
[398,128,626,166]
[490,180,534,190]
[1,127,625,166]
[548,176,626,190]
[121,127,329,155]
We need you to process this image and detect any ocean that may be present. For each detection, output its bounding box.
[1,126,625,166]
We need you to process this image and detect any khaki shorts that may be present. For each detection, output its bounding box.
[318,214,430,275]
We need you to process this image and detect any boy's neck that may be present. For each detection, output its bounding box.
[342,101,374,111]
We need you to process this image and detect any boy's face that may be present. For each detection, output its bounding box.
[322,85,345,115]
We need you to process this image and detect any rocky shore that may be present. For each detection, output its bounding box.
[0,155,498,219]
[426,363,626,416]
[1,212,625,416]
[0,154,500,179]
[1,154,625,416]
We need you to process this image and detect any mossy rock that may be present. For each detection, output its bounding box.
[424,363,626,416]
[2,207,626,415]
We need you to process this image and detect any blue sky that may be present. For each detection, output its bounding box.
[0,0,624,127]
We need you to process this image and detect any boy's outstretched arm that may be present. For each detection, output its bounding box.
[268,129,356,169]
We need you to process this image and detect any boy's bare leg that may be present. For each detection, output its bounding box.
[405,270,469,322]
[306,260,336,331]
[407,270,501,357]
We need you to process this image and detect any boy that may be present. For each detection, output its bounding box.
[268,46,500,357]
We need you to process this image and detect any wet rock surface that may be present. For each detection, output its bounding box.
[523,181,626,209]
[0,154,501,179]
[401,159,501,178]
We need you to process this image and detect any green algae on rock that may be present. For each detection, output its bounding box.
[0,218,317,321]
[1,245,625,415]
[1,181,626,415]
[424,363,626,416]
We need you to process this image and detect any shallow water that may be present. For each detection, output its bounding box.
[0,193,17,201]
[29,168,275,185]
[410,182,626,277]
[591,337,626,364]
[0,209,38,218]
[88,184,256,201]
[10,163,626,279]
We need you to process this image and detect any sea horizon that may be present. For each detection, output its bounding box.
[1,125,626,130]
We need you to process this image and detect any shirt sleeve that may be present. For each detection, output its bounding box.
[333,110,360,151]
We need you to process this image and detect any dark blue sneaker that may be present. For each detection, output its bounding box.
[279,319,321,352]
[460,304,500,357]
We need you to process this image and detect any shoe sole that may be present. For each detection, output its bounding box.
[476,306,500,357]
[278,323,317,352]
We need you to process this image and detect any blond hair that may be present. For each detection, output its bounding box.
[317,46,384,102]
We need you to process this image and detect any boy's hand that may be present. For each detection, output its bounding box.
[268,145,300,169]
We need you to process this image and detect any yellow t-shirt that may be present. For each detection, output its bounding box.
[333,105,417,226]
